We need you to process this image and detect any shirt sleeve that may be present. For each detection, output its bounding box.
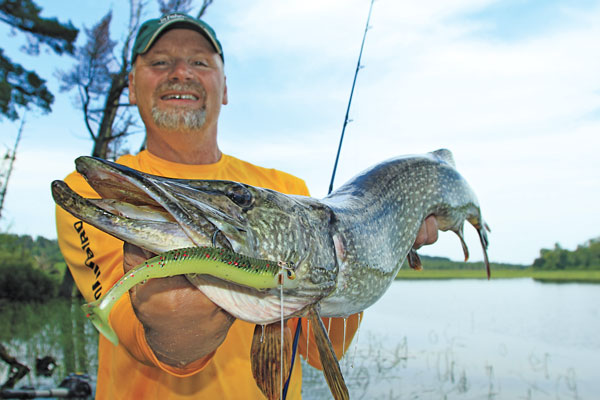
[55,171,215,376]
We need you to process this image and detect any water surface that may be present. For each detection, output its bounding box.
[303,279,599,399]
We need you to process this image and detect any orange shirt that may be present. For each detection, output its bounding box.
[56,150,360,399]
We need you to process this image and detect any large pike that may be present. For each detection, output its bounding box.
[52,149,490,399]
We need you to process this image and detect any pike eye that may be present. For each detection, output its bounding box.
[227,185,253,208]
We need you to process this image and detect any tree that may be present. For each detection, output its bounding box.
[58,2,141,159]
[0,113,24,219]
[0,0,78,120]
[532,238,600,270]
[59,0,214,160]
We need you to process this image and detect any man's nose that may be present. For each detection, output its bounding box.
[168,59,193,81]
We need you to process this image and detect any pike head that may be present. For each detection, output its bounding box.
[52,156,338,324]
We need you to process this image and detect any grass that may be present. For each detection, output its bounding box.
[395,268,600,283]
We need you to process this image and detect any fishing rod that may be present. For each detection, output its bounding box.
[328,0,375,195]
[283,1,376,397]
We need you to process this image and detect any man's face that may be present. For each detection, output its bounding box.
[129,28,228,134]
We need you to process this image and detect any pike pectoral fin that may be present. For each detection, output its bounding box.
[250,323,292,400]
[453,224,470,262]
[307,306,349,400]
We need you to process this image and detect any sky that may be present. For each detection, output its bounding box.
[0,0,599,266]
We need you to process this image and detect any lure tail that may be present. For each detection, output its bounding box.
[81,300,118,346]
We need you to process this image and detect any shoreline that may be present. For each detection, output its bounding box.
[395,269,600,283]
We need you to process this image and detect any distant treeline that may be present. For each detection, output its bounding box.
[417,255,525,270]
[414,237,600,271]
[532,238,600,270]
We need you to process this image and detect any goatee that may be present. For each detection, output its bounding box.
[151,106,206,132]
[152,82,207,131]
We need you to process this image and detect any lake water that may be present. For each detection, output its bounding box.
[1,279,598,399]
[302,279,600,399]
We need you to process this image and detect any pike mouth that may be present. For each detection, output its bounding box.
[51,159,214,254]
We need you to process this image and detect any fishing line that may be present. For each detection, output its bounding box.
[282,320,302,399]
[282,1,376,397]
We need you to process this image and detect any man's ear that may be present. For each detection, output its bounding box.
[222,76,228,105]
[128,71,137,105]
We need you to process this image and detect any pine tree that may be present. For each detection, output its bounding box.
[0,0,78,120]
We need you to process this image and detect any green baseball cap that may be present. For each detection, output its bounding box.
[131,13,223,63]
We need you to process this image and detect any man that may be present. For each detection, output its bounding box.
[56,13,438,399]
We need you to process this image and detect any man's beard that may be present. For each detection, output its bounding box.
[152,82,207,132]
[151,106,206,132]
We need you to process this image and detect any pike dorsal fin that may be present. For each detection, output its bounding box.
[432,148,456,167]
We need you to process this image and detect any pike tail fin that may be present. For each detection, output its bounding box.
[307,306,349,400]
[81,299,118,346]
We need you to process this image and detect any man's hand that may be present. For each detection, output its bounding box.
[413,215,439,249]
[124,243,235,367]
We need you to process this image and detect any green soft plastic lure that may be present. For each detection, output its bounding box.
[81,246,296,345]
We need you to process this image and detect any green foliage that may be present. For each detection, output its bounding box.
[532,238,600,270]
[0,0,78,120]
[0,48,53,119]
[0,233,64,301]
[0,263,57,301]
[0,0,78,55]
[396,268,600,282]
[417,255,525,270]
[0,233,64,264]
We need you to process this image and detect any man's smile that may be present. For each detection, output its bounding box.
[161,92,200,101]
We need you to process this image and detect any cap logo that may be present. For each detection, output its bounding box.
[159,13,187,25]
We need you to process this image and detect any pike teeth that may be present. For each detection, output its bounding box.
[162,94,199,100]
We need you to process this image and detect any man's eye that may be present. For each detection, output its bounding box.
[193,60,208,67]
[151,60,168,66]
